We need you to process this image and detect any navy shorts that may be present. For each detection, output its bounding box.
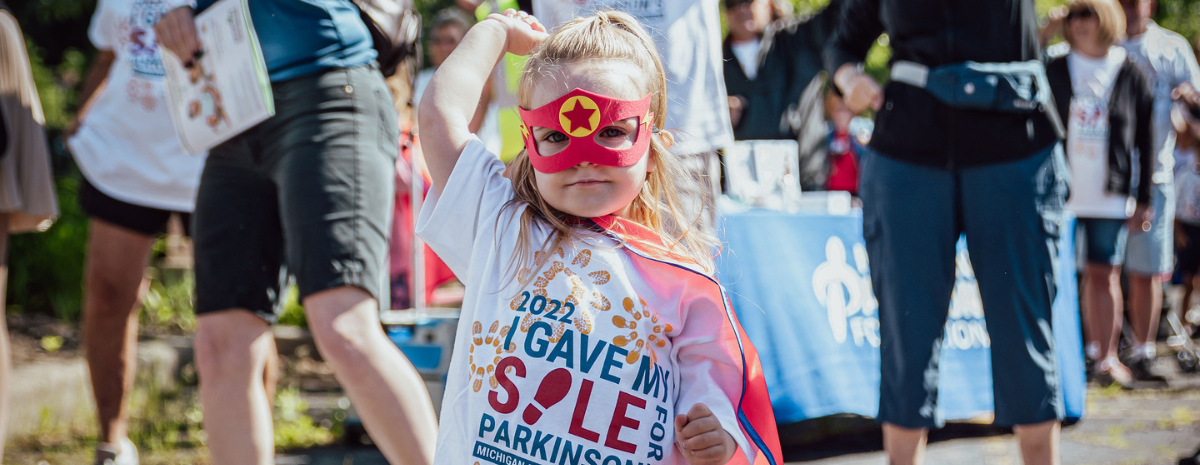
[860,143,1067,428]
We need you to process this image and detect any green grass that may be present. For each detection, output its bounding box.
[6,362,343,463]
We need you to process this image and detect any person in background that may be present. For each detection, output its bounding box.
[413,8,500,154]
[723,0,777,139]
[0,1,59,458]
[154,0,439,463]
[725,0,844,190]
[825,0,1067,462]
[391,9,463,310]
[1172,88,1200,339]
[824,92,864,195]
[1118,0,1200,382]
[1046,0,1154,389]
[65,0,240,463]
[724,0,840,143]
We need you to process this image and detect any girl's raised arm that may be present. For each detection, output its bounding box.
[418,10,545,192]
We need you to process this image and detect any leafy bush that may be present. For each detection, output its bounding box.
[6,172,88,321]
[141,269,197,334]
[278,284,308,328]
[274,387,340,450]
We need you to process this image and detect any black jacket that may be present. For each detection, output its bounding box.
[1046,55,1154,205]
[724,3,840,140]
[823,0,1059,168]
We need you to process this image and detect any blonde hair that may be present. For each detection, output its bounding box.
[501,11,718,283]
[1064,0,1126,49]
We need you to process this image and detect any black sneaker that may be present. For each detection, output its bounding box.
[1129,357,1168,383]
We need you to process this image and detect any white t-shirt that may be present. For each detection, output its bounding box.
[414,67,503,155]
[1177,164,1200,225]
[532,0,734,155]
[68,0,204,212]
[730,38,761,81]
[1122,23,1200,184]
[1066,48,1132,219]
[417,139,766,465]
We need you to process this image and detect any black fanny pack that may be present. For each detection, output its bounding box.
[890,60,1065,139]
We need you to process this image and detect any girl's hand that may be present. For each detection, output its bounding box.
[485,9,548,56]
[675,403,736,465]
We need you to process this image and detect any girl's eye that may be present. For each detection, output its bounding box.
[600,127,627,138]
[542,131,568,143]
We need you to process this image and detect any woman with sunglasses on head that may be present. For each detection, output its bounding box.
[1046,0,1155,388]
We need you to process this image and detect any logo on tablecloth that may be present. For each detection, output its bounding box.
[813,237,879,347]
[946,249,990,350]
[812,236,991,350]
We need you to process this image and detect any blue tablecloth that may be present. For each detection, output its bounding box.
[716,209,1085,425]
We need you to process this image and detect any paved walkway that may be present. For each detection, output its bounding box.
[279,361,1200,465]
[786,355,1200,465]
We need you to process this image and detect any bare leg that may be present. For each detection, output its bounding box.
[195,311,275,465]
[1079,269,1096,357]
[1085,263,1125,362]
[1186,274,1199,334]
[883,423,928,465]
[1014,420,1061,465]
[304,286,437,465]
[263,336,279,406]
[1128,273,1163,350]
[0,214,10,458]
[82,219,157,446]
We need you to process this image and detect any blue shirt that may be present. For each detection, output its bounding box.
[197,0,376,82]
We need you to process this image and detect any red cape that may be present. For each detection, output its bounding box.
[592,216,783,465]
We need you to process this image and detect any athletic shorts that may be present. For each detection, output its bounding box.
[79,177,190,237]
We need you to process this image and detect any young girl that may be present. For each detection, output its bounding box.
[418,9,782,465]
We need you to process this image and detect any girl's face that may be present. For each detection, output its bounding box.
[528,60,656,218]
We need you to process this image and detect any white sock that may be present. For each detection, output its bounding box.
[1138,342,1157,360]
[1086,342,1101,360]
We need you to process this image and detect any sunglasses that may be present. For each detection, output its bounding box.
[1066,7,1097,21]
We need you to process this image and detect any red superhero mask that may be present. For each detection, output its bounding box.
[518,88,655,173]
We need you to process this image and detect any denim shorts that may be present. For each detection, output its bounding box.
[1126,181,1175,275]
[192,64,398,322]
[1076,218,1127,266]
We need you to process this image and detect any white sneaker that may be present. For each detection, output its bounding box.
[94,438,138,465]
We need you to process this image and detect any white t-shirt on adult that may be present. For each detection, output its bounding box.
[729,38,761,80]
[416,139,756,465]
[1066,48,1131,219]
[1122,23,1200,184]
[68,0,205,212]
[532,0,734,155]
[413,67,502,155]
